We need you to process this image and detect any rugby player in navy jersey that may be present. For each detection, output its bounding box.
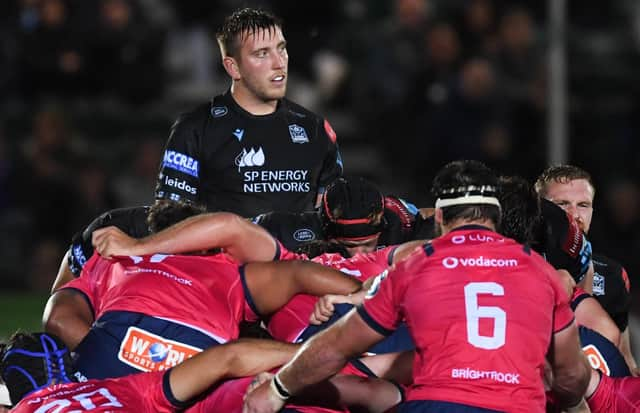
[155,8,342,217]
[535,165,638,375]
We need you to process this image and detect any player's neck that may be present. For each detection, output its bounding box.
[231,85,278,115]
[441,218,496,235]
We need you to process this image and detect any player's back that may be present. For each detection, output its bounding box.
[11,373,172,412]
[384,227,571,412]
[75,252,249,343]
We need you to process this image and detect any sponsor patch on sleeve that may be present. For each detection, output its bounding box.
[162,150,200,178]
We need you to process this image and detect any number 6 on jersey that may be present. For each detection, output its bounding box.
[464,282,506,350]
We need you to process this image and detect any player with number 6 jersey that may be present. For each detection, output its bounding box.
[243,160,591,413]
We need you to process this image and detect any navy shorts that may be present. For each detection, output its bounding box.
[579,325,631,377]
[74,310,220,379]
[298,303,415,353]
[399,401,503,413]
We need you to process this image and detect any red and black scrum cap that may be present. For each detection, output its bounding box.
[322,177,385,241]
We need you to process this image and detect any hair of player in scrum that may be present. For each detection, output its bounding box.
[430,160,501,227]
[216,7,283,59]
[147,199,207,234]
[0,332,75,403]
[321,176,386,240]
[534,164,596,198]
[498,175,541,245]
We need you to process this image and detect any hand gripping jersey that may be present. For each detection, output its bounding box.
[591,254,632,332]
[67,206,151,276]
[10,371,183,413]
[63,253,258,378]
[155,91,343,217]
[359,226,574,413]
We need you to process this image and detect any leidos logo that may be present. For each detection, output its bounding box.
[442,256,518,269]
[164,176,197,195]
[118,327,202,372]
[235,147,265,171]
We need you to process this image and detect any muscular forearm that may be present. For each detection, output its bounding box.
[279,337,351,395]
[224,339,298,378]
[135,212,276,262]
[170,338,297,403]
[293,261,361,297]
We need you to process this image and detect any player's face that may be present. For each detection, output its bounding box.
[543,178,594,233]
[236,26,288,102]
[339,235,380,257]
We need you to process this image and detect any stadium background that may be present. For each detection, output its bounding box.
[0,0,639,360]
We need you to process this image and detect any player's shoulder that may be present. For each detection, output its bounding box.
[592,253,624,274]
[280,97,323,121]
[592,253,630,291]
[173,101,214,127]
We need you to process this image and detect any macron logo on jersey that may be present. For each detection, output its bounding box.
[163,150,200,177]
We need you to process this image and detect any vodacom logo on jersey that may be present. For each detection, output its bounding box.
[442,256,519,269]
[236,147,265,171]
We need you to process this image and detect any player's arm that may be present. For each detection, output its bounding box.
[42,289,94,350]
[574,295,621,347]
[294,374,402,413]
[93,212,277,263]
[155,114,202,204]
[50,250,75,293]
[243,308,386,413]
[168,338,297,404]
[619,327,639,376]
[547,320,592,409]
[244,260,362,317]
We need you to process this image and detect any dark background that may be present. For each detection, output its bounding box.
[0,0,639,339]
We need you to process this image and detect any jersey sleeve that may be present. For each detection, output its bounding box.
[68,230,93,277]
[613,266,631,331]
[315,119,343,192]
[358,269,403,336]
[126,371,181,412]
[59,253,104,316]
[155,113,202,204]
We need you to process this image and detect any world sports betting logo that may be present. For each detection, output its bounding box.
[118,327,202,372]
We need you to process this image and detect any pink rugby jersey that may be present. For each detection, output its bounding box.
[64,252,257,344]
[11,371,178,412]
[360,226,574,413]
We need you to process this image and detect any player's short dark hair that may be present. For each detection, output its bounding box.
[534,165,595,198]
[431,160,501,226]
[498,175,541,244]
[321,176,386,241]
[147,200,207,233]
[1,332,75,404]
[216,7,282,58]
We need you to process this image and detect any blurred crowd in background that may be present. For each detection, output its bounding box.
[0,0,639,301]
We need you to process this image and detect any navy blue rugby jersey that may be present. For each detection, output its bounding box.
[155,90,343,217]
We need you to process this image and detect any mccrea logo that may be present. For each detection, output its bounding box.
[289,124,309,143]
[162,150,200,177]
[235,147,265,171]
[118,327,202,372]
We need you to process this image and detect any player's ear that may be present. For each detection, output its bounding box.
[434,208,443,224]
[222,56,241,80]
